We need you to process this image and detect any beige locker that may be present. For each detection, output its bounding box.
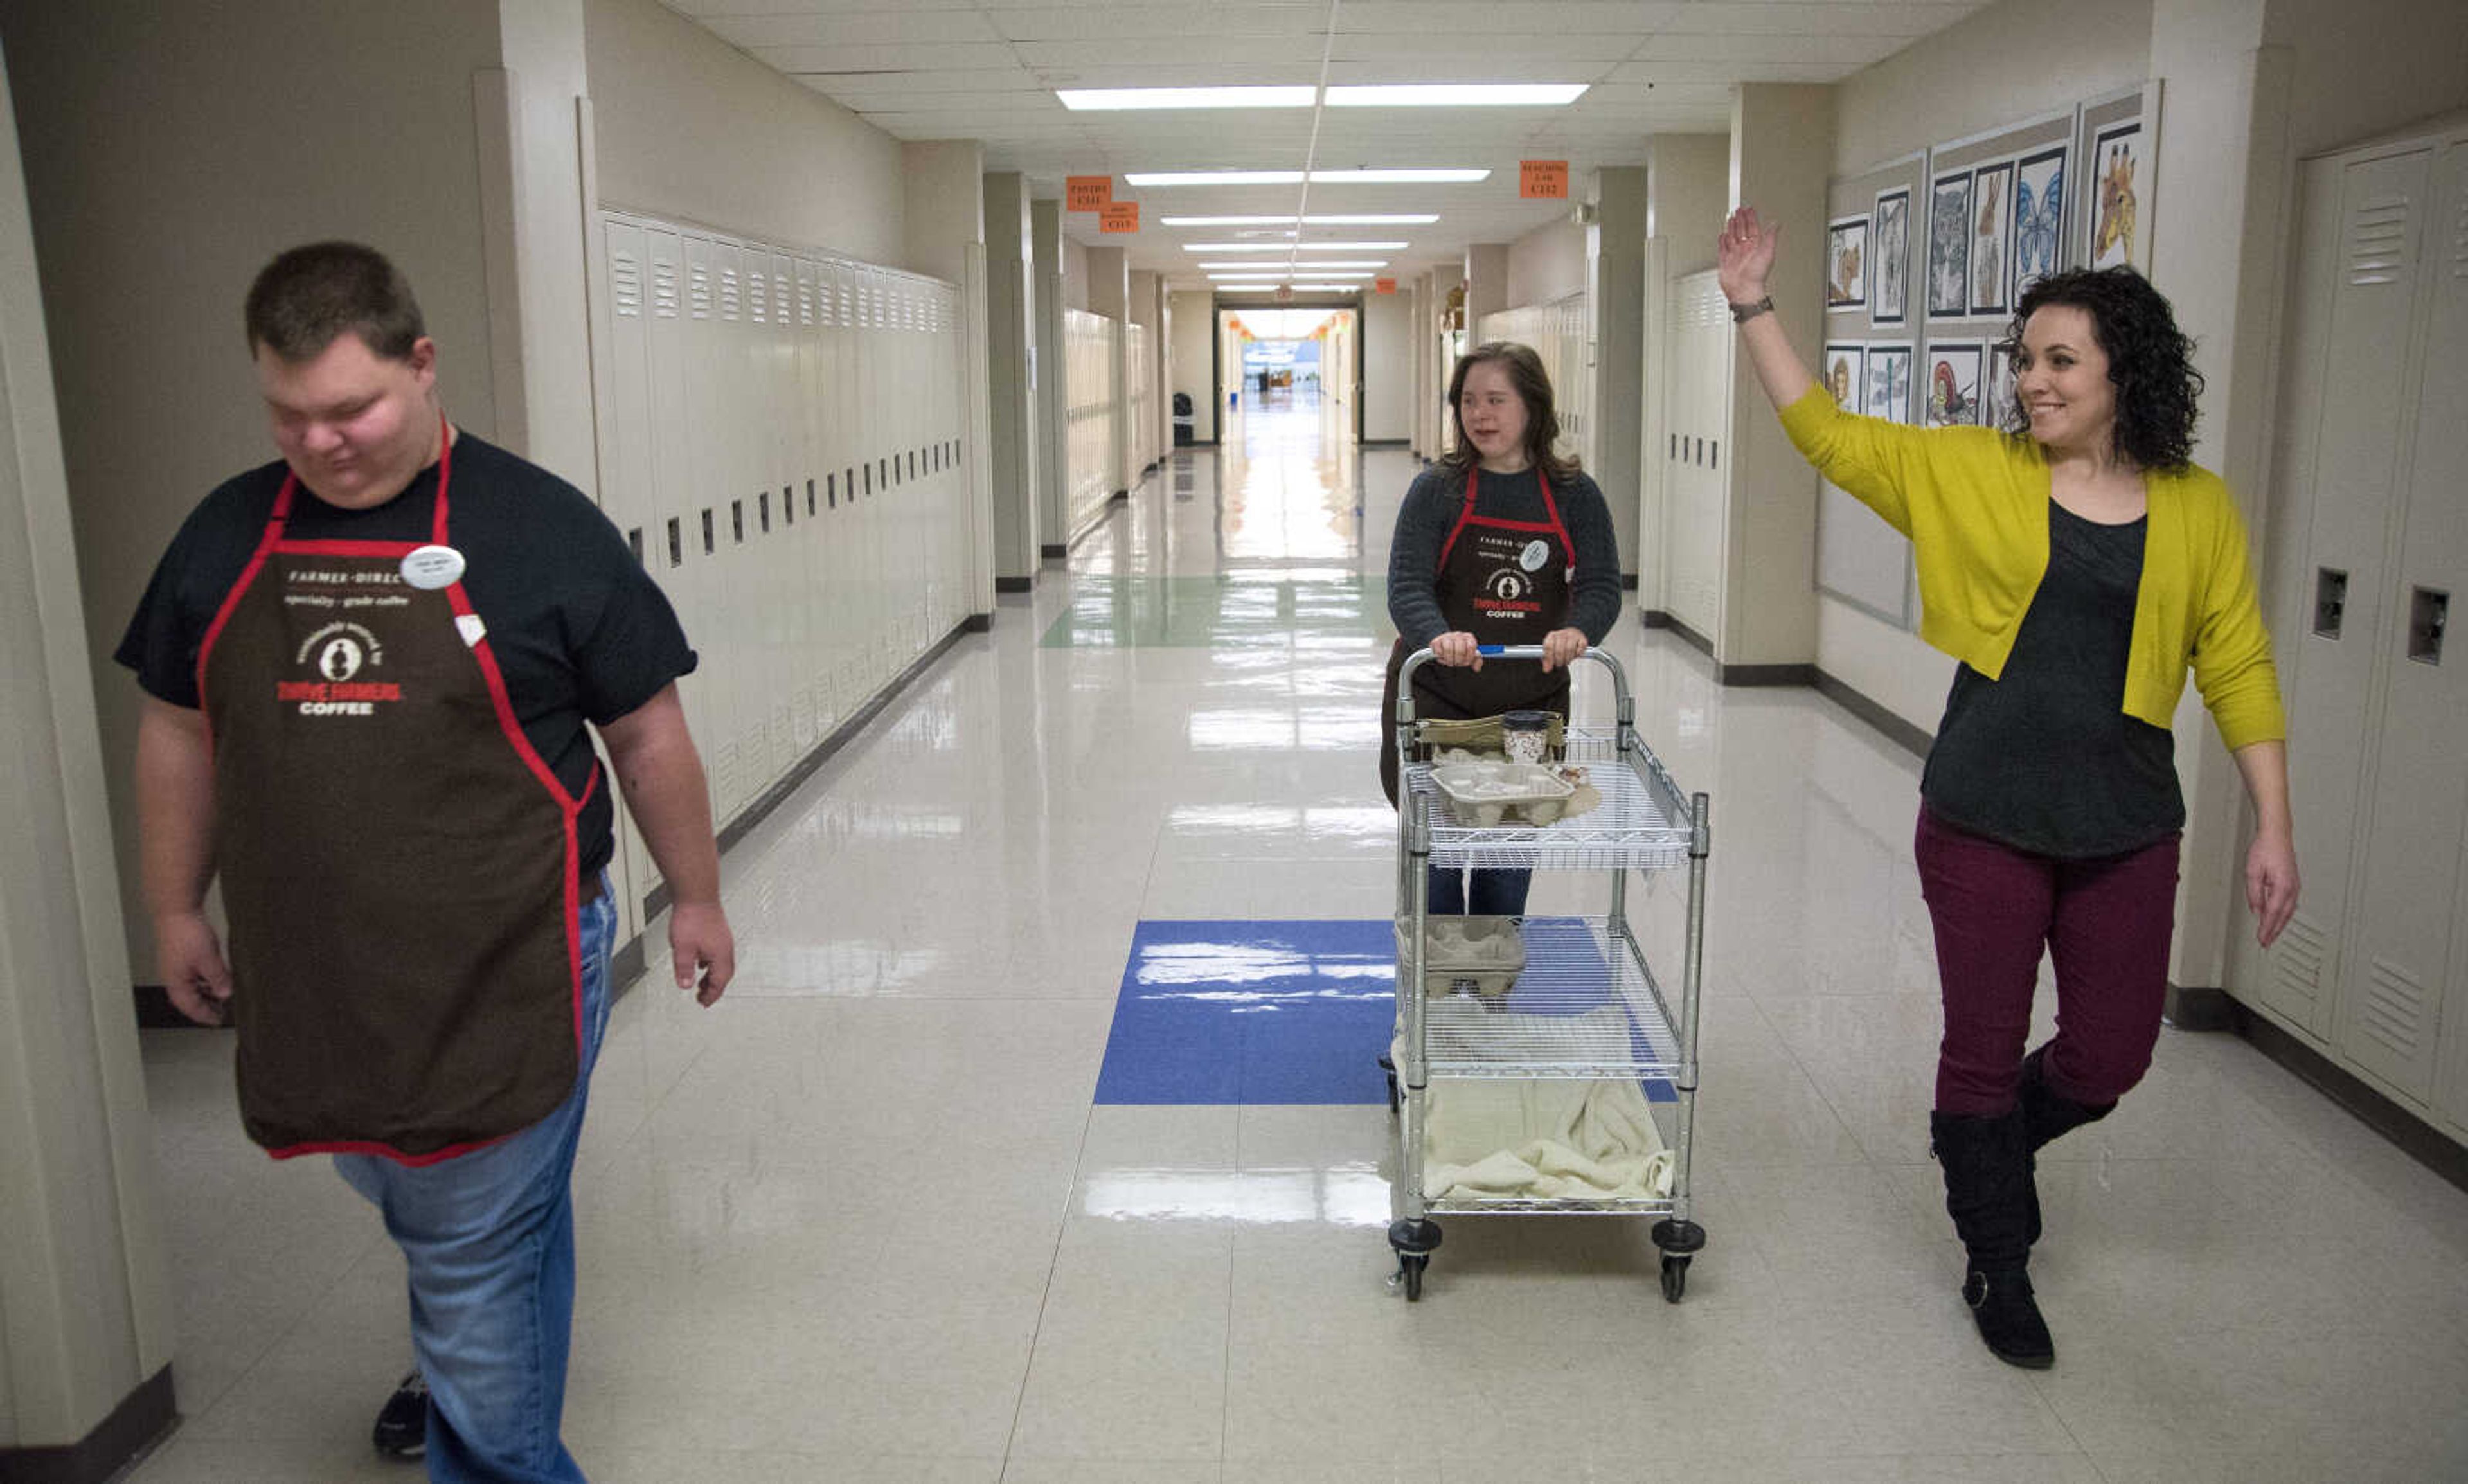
[2244,123,2468,1147]
[2257,147,2435,1037]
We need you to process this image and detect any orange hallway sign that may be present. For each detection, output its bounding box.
[1519,160,1570,199]
[1375,277,1398,294]
[1099,201,1139,233]
[1066,175,1112,211]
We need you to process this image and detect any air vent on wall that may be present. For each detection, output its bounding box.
[687,262,711,320]
[611,252,642,318]
[2346,195,2413,286]
[2357,956,2429,1058]
[652,260,679,319]
[2271,914,2328,1006]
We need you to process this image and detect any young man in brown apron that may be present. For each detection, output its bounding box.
[1382,341,1623,915]
[120,243,734,1480]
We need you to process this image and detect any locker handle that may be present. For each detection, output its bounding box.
[2407,586,2447,665]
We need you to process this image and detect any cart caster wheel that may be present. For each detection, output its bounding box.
[1659,1254,1689,1303]
[1378,1055,1400,1114]
[1387,1217,1442,1301]
[1650,1218,1706,1303]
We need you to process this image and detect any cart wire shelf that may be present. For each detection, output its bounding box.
[1409,724,1695,872]
[1417,916,1683,1081]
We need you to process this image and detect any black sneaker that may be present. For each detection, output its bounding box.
[372,1370,428,1461]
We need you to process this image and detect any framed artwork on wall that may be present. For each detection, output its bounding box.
[1872,188,1910,325]
[1926,343,1983,427]
[1866,344,1913,424]
[2089,120,2143,269]
[1823,343,1867,409]
[2010,147,2066,299]
[1981,339,2016,431]
[1969,161,2014,316]
[1928,172,1972,317]
[1826,216,1870,309]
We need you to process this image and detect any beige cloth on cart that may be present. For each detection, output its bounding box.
[1399,1001,1674,1201]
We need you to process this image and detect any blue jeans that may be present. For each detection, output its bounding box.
[1426,864,1532,916]
[336,878,617,1483]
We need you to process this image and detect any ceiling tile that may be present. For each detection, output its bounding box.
[697,10,1003,47]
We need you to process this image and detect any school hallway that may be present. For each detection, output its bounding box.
[130,401,2468,1483]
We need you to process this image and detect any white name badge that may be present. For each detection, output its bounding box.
[401,544,467,590]
[1519,539,1550,573]
[455,613,488,648]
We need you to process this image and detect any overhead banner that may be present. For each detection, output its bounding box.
[1066,175,1112,211]
[1519,160,1569,199]
[1099,201,1140,234]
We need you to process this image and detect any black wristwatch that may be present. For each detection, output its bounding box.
[1729,295,1775,324]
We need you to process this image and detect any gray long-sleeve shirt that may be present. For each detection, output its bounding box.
[1386,462,1623,650]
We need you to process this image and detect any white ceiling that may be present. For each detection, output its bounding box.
[661,0,1994,291]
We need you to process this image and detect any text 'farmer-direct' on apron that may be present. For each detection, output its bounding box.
[197,419,595,1164]
[1381,463,1576,805]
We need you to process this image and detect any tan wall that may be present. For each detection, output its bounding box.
[583,0,903,264]
[1169,289,1215,442]
[1507,217,1586,309]
[1063,237,1091,313]
[2269,0,2468,156]
[1363,289,1413,442]
[1648,134,1735,278]
[0,0,521,985]
[903,139,985,285]
[1834,0,2155,175]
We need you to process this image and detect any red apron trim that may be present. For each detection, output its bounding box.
[267,1131,515,1167]
[273,538,422,558]
[1436,464,1576,577]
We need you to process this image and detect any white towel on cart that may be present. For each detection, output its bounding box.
[1400,1002,1674,1201]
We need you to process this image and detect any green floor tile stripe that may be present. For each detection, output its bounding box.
[1040,576,1397,648]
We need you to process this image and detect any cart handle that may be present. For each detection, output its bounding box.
[1396,643,1628,701]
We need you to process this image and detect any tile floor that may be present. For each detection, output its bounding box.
[131,393,2468,1481]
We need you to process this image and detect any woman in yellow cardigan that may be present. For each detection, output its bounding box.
[1718,206,2300,1369]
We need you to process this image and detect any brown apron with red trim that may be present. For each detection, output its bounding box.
[1381,463,1577,805]
[197,422,591,1163]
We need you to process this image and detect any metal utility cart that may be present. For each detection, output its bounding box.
[1386,645,1710,1301]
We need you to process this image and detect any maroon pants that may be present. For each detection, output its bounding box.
[1913,807,2181,1116]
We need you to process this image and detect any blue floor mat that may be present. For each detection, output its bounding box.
[1095,920,1395,1105]
[1095,918,1676,1105]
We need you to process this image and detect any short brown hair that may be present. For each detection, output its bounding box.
[244,242,425,362]
[1439,340,1582,484]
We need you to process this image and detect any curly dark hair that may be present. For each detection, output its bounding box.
[1438,340,1582,485]
[1999,267,2204,472]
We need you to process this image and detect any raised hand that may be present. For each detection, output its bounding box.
[1718,206,1781,305]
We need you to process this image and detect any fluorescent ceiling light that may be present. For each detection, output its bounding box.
[1184,241,1407,253]
[1325,84,1587,107]
[1126,170,1306,186]
[1287,284,1363,292]
[1307,168,1489,184]
[1161,215,1299,226]
[1304,214,1438,225]
[1059,87,1315,111]
[1289,260,1388,269]
[1207,272,1292,280]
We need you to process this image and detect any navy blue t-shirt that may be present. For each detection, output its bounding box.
[116,433,697,883]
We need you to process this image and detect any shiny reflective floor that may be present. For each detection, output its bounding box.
[136,398,2468,1481]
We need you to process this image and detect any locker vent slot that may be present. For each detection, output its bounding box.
[2451,184,2468,278]
[747,271,768,325]
[800,282,817,326]
[807,479,817,516]
[652,260,680,319]
[666,517,681,568]
[782,485,794,526]
[2271,915,2328,1005]
[2357,958,2429,1057]
[611,252,643,318]
[720,267,742,321]
[688,264,711,320]
[2345,195,2413,285]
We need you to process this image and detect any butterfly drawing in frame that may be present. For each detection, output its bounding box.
[2013,161,2062,295]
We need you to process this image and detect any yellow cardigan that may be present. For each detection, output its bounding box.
[1779,386,2287,750]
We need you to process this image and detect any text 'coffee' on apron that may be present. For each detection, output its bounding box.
[1381,463,1577,805]
[197,420,594,1163]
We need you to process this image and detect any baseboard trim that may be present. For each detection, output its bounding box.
[1639,609,1674,630]
[1621,573,1639,591]
[1039,543,1067,559]
[1716,661,1818,687]
[1810,669,1934,758]
[1362,437,1409,447]
[1655,614,1716,661]
[961,612,994,634]
[2226,998,2468,1195]
[994,575,1032,594]
[2162,983,2237,1032]
[0,1363,177,1484]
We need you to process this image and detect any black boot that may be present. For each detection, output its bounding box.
[1931,1109,2055,1369]
[2016,1046,2116,1244]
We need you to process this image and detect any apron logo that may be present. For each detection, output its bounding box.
[1477,568,1544,616]
[280,621,401,716]
[1519,539,1550,573]
[1489,569,1528,602]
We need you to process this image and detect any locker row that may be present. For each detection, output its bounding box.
[592,209,974,903]
[1479,292,1592,459]
[2245,123,2468,1142]
[1064,307,1118,541]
